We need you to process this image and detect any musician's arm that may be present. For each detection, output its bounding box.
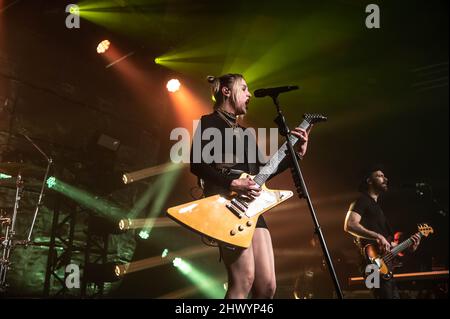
[344,211,380,240]
[345,211,392,251]
[190,159,235,190]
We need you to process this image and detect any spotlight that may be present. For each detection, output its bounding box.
[84,262,123,283]
[172,257,191,274]
[69,6,80,15]
[173,257,182,267]
[118,218,131,231]
[166,79,181,93]
[89,215,127,235]
[97,134,120,151]
[122,162,185,185]
[46,176,56,189]
[137,228,150,240]
[97,40,110,54]
[161,249,169,258]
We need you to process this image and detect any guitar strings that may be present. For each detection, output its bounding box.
[382,238,414,263]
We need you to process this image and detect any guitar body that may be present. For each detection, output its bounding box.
[364,244,393,280]
[167,114,327,248]
[363,224,433,281]
[167,173,293,248]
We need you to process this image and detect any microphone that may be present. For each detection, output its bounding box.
[254,85,299,98]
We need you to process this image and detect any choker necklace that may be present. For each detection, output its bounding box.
[216,109,239,129]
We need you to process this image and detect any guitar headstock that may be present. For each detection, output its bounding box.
[418,224,434,237]
[303,113,327,124]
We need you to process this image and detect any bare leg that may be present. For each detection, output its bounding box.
[251,228,276,299]
[221,244,255,299]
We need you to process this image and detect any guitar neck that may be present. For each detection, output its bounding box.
[390,232,421,257]
[253,119,311,186]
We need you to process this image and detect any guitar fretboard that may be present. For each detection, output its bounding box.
[388,232,422,257]
[253,119,311,186]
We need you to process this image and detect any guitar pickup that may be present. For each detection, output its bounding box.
[231,198,248,211]
[226,202,244,219]
[236,197,249,208]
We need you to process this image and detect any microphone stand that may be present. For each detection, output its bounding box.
[20,133,53,244]
[269,94,344,299]
[1,131,52,292]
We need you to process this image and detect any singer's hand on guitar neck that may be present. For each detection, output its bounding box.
[230,176,261,199]
[291,126,311,157]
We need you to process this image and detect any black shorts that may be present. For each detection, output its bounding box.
[256,215,268,229]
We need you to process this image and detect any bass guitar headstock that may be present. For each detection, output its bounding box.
[418,223,434,237]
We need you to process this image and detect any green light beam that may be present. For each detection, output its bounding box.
[46,176,126,220]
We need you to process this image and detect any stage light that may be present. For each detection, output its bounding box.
[97,40,110,54]
[118,218,131,231]
[154,57,162,64]
[114,263,129,277]
[44,176,126,220]
[89,215,127,235]
[172,257,224,298]
[138,229,150,240]
[97,134,120,151]
[84,262,123,283]
[173,257,191,274]
[46,176,56,189]
[117,217,179,231]
[122,162,185,185]
[166,79,181,93]
[0,173,12,179]
[111,246,213,277]
[69,6,80,15]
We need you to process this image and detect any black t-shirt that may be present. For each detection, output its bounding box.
[349,193,394,247]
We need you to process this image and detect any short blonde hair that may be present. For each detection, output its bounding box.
[207,73,244,109]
